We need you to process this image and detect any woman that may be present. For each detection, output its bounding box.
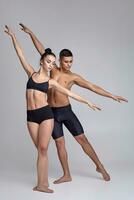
[5,25,101,193]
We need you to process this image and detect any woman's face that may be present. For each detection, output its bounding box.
[41,55,56,72]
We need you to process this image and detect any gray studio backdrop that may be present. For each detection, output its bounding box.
[1,0,133,178]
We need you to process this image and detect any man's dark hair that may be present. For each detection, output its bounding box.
[59,49,73,59]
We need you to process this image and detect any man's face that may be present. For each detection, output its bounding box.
[60,56,73,71]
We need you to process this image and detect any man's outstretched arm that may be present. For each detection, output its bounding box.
[19,23,45,55]
[74,74,128,103]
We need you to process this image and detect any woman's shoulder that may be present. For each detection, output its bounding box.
[28,70,36,78]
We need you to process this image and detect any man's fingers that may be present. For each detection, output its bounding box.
[121,98,128,102]
[115,96,128,103]
[5,25,8,30]
[19,23,24,27]
[19,24,24,29]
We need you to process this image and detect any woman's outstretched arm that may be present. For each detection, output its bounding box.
[49,79,101,111]
[4,25,34,77]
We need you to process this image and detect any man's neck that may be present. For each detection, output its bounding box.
[59,66,71,74]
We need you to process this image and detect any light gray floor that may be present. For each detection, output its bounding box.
[1,120,133,200]
[1,161,134,200]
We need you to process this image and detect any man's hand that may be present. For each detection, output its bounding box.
[19,23,32,34]
[111,95,128,103]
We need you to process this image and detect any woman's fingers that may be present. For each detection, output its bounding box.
[4,25,14,37]
[88,103,101,111]
[95,106,101,111]
[93,104,101,111]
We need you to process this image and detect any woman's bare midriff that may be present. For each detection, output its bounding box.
[26,89,48,110]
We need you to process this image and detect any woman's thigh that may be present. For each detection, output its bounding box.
[38,119,54,148]
[27,122,39,147]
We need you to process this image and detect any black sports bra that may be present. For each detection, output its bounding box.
[26,72,49,93]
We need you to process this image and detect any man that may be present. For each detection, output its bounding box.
[19,23,127,183]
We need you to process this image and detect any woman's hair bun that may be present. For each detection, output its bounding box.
[45,48,52,54]
[40,48,56,61]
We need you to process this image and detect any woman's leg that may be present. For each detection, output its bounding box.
[27,122,39,148]
[35,119,54,193]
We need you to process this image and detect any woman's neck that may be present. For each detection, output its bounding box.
[37,67,48,78]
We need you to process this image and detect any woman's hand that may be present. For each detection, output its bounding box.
[87,101,101,111]
[19,23,32,34]
[4,25,14,37]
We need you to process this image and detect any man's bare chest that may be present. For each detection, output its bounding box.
[52,73,73,88]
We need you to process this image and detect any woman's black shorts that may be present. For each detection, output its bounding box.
[27,105,54,124]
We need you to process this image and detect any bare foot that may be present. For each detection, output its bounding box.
[53,175,72,184]
[33,186,54,193]
[96,165,110,181]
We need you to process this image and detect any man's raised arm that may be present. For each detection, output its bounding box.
[19,23,45,55]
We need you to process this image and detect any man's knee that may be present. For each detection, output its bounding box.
[75,134,88,145]
[55,137,66,150]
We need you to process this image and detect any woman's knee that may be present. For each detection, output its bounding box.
[38,144,48,155]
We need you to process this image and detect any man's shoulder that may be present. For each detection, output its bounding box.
[71,72,82,80]
[51,65,60,74]
[54,64,60,71]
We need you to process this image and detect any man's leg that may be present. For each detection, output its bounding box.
[74,134,110,181]
[53,136,72,184]
[63,107,110,181]
[51,106,72,184]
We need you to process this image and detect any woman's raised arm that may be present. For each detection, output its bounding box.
[4,25,35,77]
